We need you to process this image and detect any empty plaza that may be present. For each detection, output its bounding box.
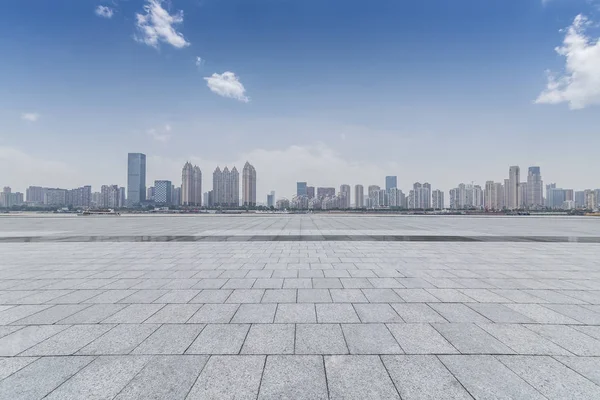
[1,214,600,399]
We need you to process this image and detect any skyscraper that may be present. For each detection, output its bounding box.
[118,187,126,208]
[484,181,496,210]
[385,176,397,191]
[297,182,307,197]
[267,191,275,208]
[354,185,364,208]
[127,153,146,206]
[181,162,202,206]
[409,182,431,209]
[306,186,315,199]
[213,166,240,207]
[146,186,155,201]
[508,166,520,209]
[242,162,257,206]
[527,166,543,208]
[154,180,172,205]
[26,186,45,203]
[316,187,335,199]
[339,184,351,208]
[432,190,444,209]
[100,185,120,208]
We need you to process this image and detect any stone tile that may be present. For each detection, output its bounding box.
[144,304,201,323]
[329,289,368,303]
[283,278,313,289]
[187,304,239,323]
[295,324,348,354]
[0,305,52,325]
[78,324,159,355]
[395,288,440,302]
[187,324,249,354]
[573,325,600,340]
[132,324,204,354]
[102,303,164,323]
[253,278,284,289]
[505,304,581,324]
[12,304,90,325]
[115,355,208,400]
[261,289,296,303]
[428,303,491,323]
[543,304,600,324]
[427,289,476,302]
[45,355,151,400]
[118,290,169,303]
[241,324,294,354]
[258,355,327,400]
[354,303,403,323]
[50,290,106,304]
[58,303,126,324]
[342,324,402,354]
[194,279,227,289]
[190,289,232,303]
[382,355,472,399]
[0,324,24,338]
[316,303,360,323]
[340,278,373,288]
[440,355,545,399]
[325,355,400,400]
[458,289,511,303]
[21,324,115,356]
[391,303,447,323]
[232,304,276,323]
[297,289,331,302]
[0,356,94,400]
[498,355,600,399]
[388,323,457,354]
[222,278,256,289]
[0,356,38,380]
[187,355,265,399]
[478,323,571,355]
[368,278,404,288]
[275,303,316,323]
[154,289,200,303]
[84,289,138,303]
[362,288,403,302]
[525,324,600,356]
[312,278,343,289]
[555,356,600,386]
[0,325,67,356]
[433,323,514,354]
[467,303,535,323]
[226,289,265,303]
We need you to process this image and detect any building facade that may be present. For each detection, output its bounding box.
[154,180,172,205]
[432,189,444,210]
[527,166,543,208]
[26,186,45,203]
[242,162,257,206]
[181,162,202,206]
[297,182,307,197]
[385,176,397,191]
[267,191,275,208]
[100,185,120,208]
[339,184,351,208]
[354,185,364,208]
[127,153,146,206]
[213,166,240,207]
[508,166,520,209]
[316,187,335,199]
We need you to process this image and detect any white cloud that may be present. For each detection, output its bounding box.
[135,0,190,49]
[95,5,114,18]
[195,56,205,68]
[147,124,173,142]
[204,71,249,102]
[536,14,600,109]
[21,113,40,122]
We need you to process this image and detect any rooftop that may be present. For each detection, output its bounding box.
[0,214,599,399]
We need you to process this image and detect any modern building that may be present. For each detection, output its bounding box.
[495,182,505,210]
[0,187,11,207]
[339,184,351,208]
[26,186,45,203]
[432,189,444,210]
[297,182,307,197]
[213,166,240,207]
[146,187,155,201]
[408,182,431,209]
[154,180,172,205]
[354,185,364,208]
[389,188,406,208]
[171,186,180,207]
[44,188,68,206]
[316,187,335,199]
[127,153,146,206]
[527,167,543,208]
[518,182,528,209]
[306,186,315,199]
[66,186,92,208]
[385,176,397,191]
[276,198,290,210]
[242,162,257,207]
[181,162,202,206]
[267,191,275,208]
[450,183,482,209]
[118,187,126,208]
[100,185,120,208]
[575,191,586,208]
[484,181,496,210]
[508,166,520,209]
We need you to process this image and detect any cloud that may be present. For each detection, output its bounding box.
[147,124,173,142]
[21,113,40,122]
[536,14,600,109]
[204,71,249,102]
[195,56,205,68]
[135,0,190,49]
[95,5,114,18]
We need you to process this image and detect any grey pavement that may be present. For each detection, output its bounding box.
[0,214,599,398]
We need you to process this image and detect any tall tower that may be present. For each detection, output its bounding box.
[242,162,257,206]
[340,184,351,208]
[385,176,397,191]
[230,166,240,207]
[193,166,202,206]
[127,153,146,206]
[213,167,222,206]
[181,162,194,205]
[527,166,543,208]
[508,166,520,209]
[354,185,364,208]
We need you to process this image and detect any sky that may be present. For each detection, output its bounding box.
[1,0,600,200]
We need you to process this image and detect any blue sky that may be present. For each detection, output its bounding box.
[1,0,599,199]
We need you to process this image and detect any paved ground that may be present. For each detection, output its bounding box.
[1,215,600,399]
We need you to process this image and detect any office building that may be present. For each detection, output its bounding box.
[146,187,155,201]
[119,187,126,208]
[213,166,240,207]
[297,182,307,197]
[66,186,92,208]
[503,178,510,209]
[127,153,146,206]
[306,186,315,199]
[408,182,431,209]
[154,180,172,205]
[0,187,11,207]
[171,186,180,207]
[317,187,335,199]
[388,187,406,208]
[339,184,351,208]
[586,190,598,210]
[432,189,444,210]
[181,162,202,206]
[44,188,68,206]
[100,185,120,208]
[527,167,543,208]
[267,191,275,208]
[575,191,586,208]
[518,182,528,209]
[495,182,505,210]
[354,185,364,208]
[242,162,257,206]
[26,186,45,203]
[385,176,397,191]
[508,166,520,209]
[484,181,496,210]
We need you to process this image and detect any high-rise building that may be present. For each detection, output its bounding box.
[385,176,397,191]
[585,190,598,210]
[389,188,406,208]
[119,187,126,208]
[354,185,364,208]
[527,167,543,208]
[316,187,335,199]
[297,182,307,197]
[66,186,91,208]
[267,191,275,208]
[171,186,180,207]
[213,166,239,207]
[242,162,257,206]
[518,182,528,209]
[146,187,155,201]
[44,188,68,206]
[484,181,496,210]
[26,186,45,203]
[0,187,11,208]
[127,153,146,206]
[495,182,505,210]
[575,191,586,208]
[339,184,351,208]
[193,166,202,206]
[508,166,520,209]
[432,190,444,209]
[181,162,202,206]
[100,185,120,208]
[154,180,172,205]
[503,179,510,209]
[306,186,315,199]
[408,182,431,209]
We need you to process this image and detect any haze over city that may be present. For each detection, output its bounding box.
[1,0,600,197]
